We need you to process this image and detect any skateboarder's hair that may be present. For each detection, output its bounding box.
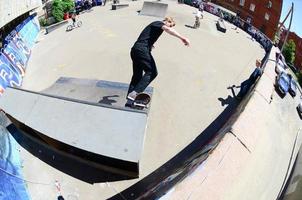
[256,59,261,67]
[164,17,176,27]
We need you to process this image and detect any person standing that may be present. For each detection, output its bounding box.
[126,17,190,106]
[194,8,202,28]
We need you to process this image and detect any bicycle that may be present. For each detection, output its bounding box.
[66,21,82,32]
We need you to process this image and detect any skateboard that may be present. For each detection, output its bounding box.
[132,93,151,110]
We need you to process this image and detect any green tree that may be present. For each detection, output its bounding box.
[52,0,64,22]
[282,39,296,65]
[62,0,75,13]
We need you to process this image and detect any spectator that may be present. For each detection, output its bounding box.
[236,59,262,100]
[199,2,204,12]
[234,13,240,31]
[194,8,202,28]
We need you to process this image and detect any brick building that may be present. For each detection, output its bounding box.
[210,0,283,40]
[280,30,302,70]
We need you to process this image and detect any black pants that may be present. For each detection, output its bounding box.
[237,79,253,98]
[127,47,158,95]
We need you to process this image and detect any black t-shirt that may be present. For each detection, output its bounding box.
[133,21,165,50]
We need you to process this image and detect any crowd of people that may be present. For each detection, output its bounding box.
[186,0,273,53]
[74,0,103,14]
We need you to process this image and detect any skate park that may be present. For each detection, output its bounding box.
[0,0,302,199]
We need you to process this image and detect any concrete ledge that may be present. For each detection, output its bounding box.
[254,72,274,103]
[112,3,129,10]
[0,86,150,179]
[45,20,68,34]
[216,19,226,33]
[140,1,168,18]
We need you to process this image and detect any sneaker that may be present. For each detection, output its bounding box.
[125,99,134,107]
[127,91,137,101]
[133,100,147,108]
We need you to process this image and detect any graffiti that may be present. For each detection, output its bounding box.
[0,54,23,87]
[11,34,31,60]
[2,44,26,76]
[0,15,40,94]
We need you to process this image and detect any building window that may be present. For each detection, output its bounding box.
[265,13,270,20]
[267,1,272,8]
[239,0,245,6]
[250,3,255,12]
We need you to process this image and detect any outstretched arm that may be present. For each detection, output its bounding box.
[162,25,190,46]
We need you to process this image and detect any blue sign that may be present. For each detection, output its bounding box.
[11,34,31,61]
[0,53,23,94]
[0,15,40,94]
[2,44,26,76]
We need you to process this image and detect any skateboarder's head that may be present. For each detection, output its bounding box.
[163,17,176,28]
[256,59,261,68]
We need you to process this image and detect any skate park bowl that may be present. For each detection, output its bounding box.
[139,1,168,18]
[0,0,302,199]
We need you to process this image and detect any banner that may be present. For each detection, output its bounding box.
[11,34,31,61]
[0,53,23,94]
[2,43,26,76]
[0,15,40,94]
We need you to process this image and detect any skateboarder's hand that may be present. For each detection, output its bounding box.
[181,38,190,46]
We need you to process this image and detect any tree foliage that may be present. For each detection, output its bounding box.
[282,39,296,65]
[52,0,75,22]
[62,0,75,13]
[52,0,64,22]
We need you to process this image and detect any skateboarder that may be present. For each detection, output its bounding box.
[126,17,190,106]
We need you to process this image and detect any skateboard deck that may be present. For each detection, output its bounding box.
[133,93,151,110]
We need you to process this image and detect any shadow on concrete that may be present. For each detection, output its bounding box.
[218,95,237,107]
[98,95,119,105]
[185,24,196,29]
[227,84,240,97]
[108,90,241,199]
[6,123,135,184]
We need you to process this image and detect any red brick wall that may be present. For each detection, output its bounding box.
[211,0,282,40]
[279,31,302,70]
[288,33,302,70]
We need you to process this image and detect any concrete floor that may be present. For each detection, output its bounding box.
[19,1,265,199]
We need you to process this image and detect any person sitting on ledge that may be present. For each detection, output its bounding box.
[236,59,262,100]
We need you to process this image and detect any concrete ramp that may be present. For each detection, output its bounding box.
[0,79,153,179]
[41,77,153,111]
[140,1,168,18]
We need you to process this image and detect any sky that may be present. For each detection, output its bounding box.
[281,0,302,37]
